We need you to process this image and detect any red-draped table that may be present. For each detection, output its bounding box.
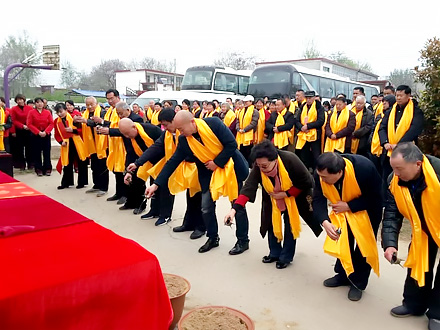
[0,172,173,329]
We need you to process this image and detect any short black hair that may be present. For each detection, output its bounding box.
[396,85,411,95]
[207,101,215,108]
[336,96,347,104]
[65,100,74,106]
[54,103,67,113]
[26,100,34,105]
[34,97,44,103]
[182,99,190,106]
[158,108,175,122]
[250,140,278,163]
[154,102,162,107]
[354,86,365,94]
[282,94,290,100]
[323,101,331,108]
[226,97,232,102]
[105,89,119,97]
[193,100,200,106]
[384,85,395,93]
[0,97,5,103]
[296,89,304,93]
[14,94,26,102]
[255,98,264,104]
[371,94,378,98]
[391,142,423,162]
[316,152,346,174]
[337,93,346,98]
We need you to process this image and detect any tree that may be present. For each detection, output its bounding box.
[128,57,174,72]
[88,59,127,90]
[388,68,416,91]
[214,52,257,70]
[414,37,440,155]
[329,52,372,72]
[0,31,39,96]
[302,40,322,59]
[60,60,80,88]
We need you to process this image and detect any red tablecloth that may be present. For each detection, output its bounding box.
[0,172,173,329]
[0,170,16,183]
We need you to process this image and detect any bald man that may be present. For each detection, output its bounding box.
[74,96,109,196]
[118,117,162,213]
[145,111,250,255]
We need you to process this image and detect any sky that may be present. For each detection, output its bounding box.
[1,0,439,87]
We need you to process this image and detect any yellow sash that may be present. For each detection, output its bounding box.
[151,110,161,126]
[192,107,200,115]
[106,109,126,172]
[290,100,304,144]
[223,110,236,128]
[321,111,329,153]
[148,130,201,196]
[351,109,364,154]
[288,100,296,113]
[296,101,318,149]
[387,100,414,156]
[81,106,107,159]
[206,110,219,118]
[390,155,440,286]
[321,158,380,277]
[260,156,301,242]
[370,118,383,157]
[273,108,292,149]
[131,123,155,181]
[374,102,383,119]
[255,108,266,144]
[324,107,350,153]
[236,105,254,148]
[56,114,88,166]
[0,107,5,151]
[146,107,153,121]
[186,119,238,201]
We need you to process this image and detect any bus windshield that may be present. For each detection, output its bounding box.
[248,67,294,98]
[181,69,214,90]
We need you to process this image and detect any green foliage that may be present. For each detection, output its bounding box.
[60,61,80,88]
[128,57,174,72]
[329,52,372,72]
[415,37,440,155]
[388,68,416,91]
[302,40,322,59]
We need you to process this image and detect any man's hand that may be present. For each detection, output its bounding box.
[322,220,340,241]
[269,191,287,200]
[65,127,73,133]
[124,173,132,185]
[273,127,279,133]
[331,134,337,140]
[331,201,350,214]
[384,247,398,263]
[62,141,68,147]
[97,127,109,135]
[384,143,392,151]
[23,125,29,130]
[38,131,46,137]
[127,163,138,172]
[224,209,236,226]
[73,116,85,123]
[301,125,308,132]
[145,184,158,198]
[92,116,104,124]
[205,160,218,171]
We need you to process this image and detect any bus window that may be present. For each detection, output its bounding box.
[334,80,349,97]
[214,73,238,93]
[302,73,320,92]
[181,69,214,90]
[251,70,291,84]
[292,72,308,92]
[320,77,335,98]
[238,76,249,95]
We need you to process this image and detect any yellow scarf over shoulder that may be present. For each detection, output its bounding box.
[223,110,236,128]
[236,105,254,148]
[255,108,266,144]
[321,111,329,153]
[261,156,301,242]
[351,109,364,154]
[374,102,383,119]
[387,100,414,156]
[151,110,161,126]
[296,101,318,149]
[146,107,153,121]
[148,130,201,196]
[273,108,292,149]
[56,113,88,166]
[390,155,440,287]
[106,108,126,173]
[81,106,107,159]
[131,123,155,181]
[324,107,350,153]
[370,116,383,157]
[321,158,380,277]
[0,107,5,151]
[187,119,238,201]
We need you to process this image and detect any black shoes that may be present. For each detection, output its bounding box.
[198,237,220,253]
[323,275,350,288]
[348,285,363,301]
[107,194,119,201]
[190,230,205,240]
[76,185,85,189]
[173,225,191,233]
[228,240,249,255]
[276,261,289,269]
[117,196,127,205]
[141,211,159,220]
[262,256,279,264]
[119,205,132,210]
[390,305,425,318]
[57,185,68,190]
[133,207,145,215]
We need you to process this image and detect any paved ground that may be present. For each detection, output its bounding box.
[14,167,429,330]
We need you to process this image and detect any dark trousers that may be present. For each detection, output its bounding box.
[239,144,253,168]
[3,136,10,153]
[403,231,440,319]
[32,134,52,173]
[90,154,109,191]
[296,140,321,171]
[150,180,175,218]
[61,141,88,187]
[125,173,145,208]
[368,152,383,177]
[181,190,205,231]
[114,172,127,198]
[334,219,380,290]
[267,211,297,263]
[203,185,249,242]
[13,129,32,169]
[382,155,393,202]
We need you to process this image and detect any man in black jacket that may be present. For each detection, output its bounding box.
[313,152,383,301]
[382,143,440,330]
[145,111,250,254]
[351,95,373,157]
[265,98,295,150]
[294,91,325,171]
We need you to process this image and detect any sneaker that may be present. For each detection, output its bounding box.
[96,190,107,197]
[45,170,52,176]
[36,170,43,177]
[141,211,159,220]
[86,188,100,193]
[155,217,171,226]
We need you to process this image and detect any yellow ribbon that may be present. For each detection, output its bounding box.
[387,100,414,156]
[350,109,364,154]
[106,108,126,173]
[151,110,161,126]
[324,107,350,153]
[273,108,292,149]
[56,113,88,166]
[255,108,266,144]
[296,101,318,150]
[370,118,383,157]
[236,105,254,148]
[223,110,236,128]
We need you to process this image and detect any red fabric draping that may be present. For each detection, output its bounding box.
[0,170,16,183]
[0,181,42,199]
[0,221,173,330]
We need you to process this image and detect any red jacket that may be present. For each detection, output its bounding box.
[27,109,54,135]
[10,105,33,130]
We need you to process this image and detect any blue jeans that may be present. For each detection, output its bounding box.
[267,211,297,263]
[201,189,249,242]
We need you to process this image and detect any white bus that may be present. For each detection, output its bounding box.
[248,64,380,101]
